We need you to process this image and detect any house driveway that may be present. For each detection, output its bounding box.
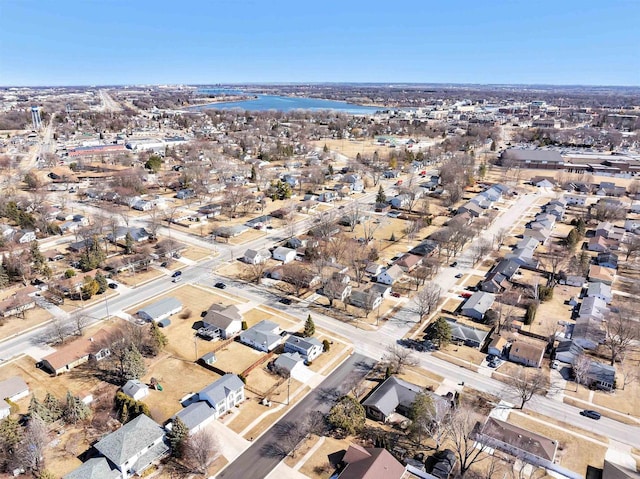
[291,364,319,384]
[203,419,250,463]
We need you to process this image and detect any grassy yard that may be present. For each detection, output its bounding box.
[0,306,53,340]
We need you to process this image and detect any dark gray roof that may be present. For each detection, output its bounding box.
[445,318,490,345]
[492,259,520,279]
[362,376,422,417]
[173,401,216,431]
[63,457,120,479]
[284,335,322,354]
[274,352,305,373]
[94,414,165,466]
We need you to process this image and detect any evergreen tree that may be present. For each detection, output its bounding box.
[0,263,9,288]
[122,345,146,381]
[29,241,46,274]
[0,416,23,452]
[304,314,315,337]
[94,272,108,294]
[43,393,62,422]
[28,395,51,422]
[63,391,91,424]
[327,396,365,435]
[167,417,189,458]
[250,165,257,181]
[124,233,134,255]
[149,322,168,355]
[376,185,386,204]
[426,317,452,348]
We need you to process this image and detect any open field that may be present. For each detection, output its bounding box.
[508,411,608,475]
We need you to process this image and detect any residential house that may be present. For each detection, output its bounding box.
[578,296,609,321]
[243,248,270,265]
[572,316,605,350]
[272,246,297,263]
[533,178,555,188]
[554,340,584,365]
[477,418,558,466]
[368,283,392,299]
[586,282,613,304]
[122,380,149,401]
[136,297,182,323]
[240,320,282,352]
[588,265,616,285]
[588,235,614,253]
[273,352,306,377]
[393,253,423,272]
[461,291,495,321]
[41,329,111,375]
[623,220,640,232]
[376,264,403,285]
[0,294,36,318]
[63,457,121,479]
[337,444,406,479]
[444,318,490,349]
[409,239,439,257]
[561,275,586,287]
[201,304,243,339]
[602,459,640,479]
[487,336,508,357]
[506,245,538,268]
[362,376,447,423]
[106,227,150,243]
[0,377,29,419]
[523,227,551,245]
[318,191,337,203]
[564,194,588,206]
[480,272,509,293]
[365,262,384,277]
[15,230,36,243]
[586,361,616,391]
[196,374,245,419]
[172,401,217,435]
[429,449,457,479]
[597,252,619,269]
[284,336,323,362]
[492,258,521,280]
[508,340,546,368]
[457,201,484,218]
[516,236,539,252]
[596,221,615,239]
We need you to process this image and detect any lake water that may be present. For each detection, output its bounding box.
[191,93,381,114]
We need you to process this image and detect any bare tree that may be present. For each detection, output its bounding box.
[471,238,492,265]
[414,282,442,322]
[46,316,73,345]
[243,262,266,284]
[572,352,592,389]
[603,305,640,366]
[446,405,490,477]
[185,430,219,476]
[323,277,346,307]
[281,263,314,297]
[493,227,510,249]
[503,369,550,409]
[623,234,640,261]
[383,344,418,374]
[69,311,90,336]
[21,414,48,472]
[619,355,639,391]
[541,245,566,287]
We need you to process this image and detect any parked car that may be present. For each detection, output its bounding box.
[390,292,401,298]
[279,297,292,305]
[214,282,227,289]
[171,271,182,278]
[108,282,118,289]
[455,273,463,278]
[488,361,498,368]
[487,354,496,362]
[450,261,458,267]
[160,261,168,268]
[580,410,601,420]
[172,276,182,283]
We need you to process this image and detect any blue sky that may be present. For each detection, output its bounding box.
[0,0,638,86]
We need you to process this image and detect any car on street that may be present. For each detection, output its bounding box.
[487,354,496,362]
[279,297,292,305]
[450,261,458,267]
[214,282,227,289]
[108,282,118,289]
[171,271,182,278]
[160,261,168,268]
[455,273,463,278]
[580,410,601,420]
[172,276,182,283]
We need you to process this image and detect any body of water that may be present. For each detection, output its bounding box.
[191,92,380,114]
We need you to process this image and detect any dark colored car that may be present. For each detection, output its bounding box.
[580,410,601,420]
[487,354,496,362]
[455,273,463,278]
[450,261,458,267]
[108,282,118,289]
[279,297,292,305]
[214,282,226,289]
[160,261,168,268]
[171,271,182,278]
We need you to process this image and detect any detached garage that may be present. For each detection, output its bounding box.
[137,297,183,323]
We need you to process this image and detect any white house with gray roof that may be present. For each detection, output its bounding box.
[284,336,323,362]
[137,297,182,323]
[171,402,217,434]
[121,379,149,401]
[461,291,495,321]
[240,320,282,352]
[197,374,245,418]
[65,414,169,479]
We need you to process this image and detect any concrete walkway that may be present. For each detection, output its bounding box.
[202,419,250,463]
[265,462,309,479]
[293,437,325,471]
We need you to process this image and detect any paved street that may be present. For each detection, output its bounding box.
[216,353,375,479]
